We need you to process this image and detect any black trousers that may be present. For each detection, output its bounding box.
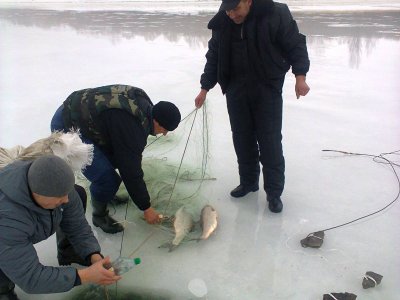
[226,79,285,197]
[0,184,87,294]
[56,184,87,253]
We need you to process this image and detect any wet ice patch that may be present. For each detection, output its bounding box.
[188,278,208,298]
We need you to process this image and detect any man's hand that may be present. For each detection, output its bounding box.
[78,256,121,286]
[144,207,162,224]
[195,89,208,108]
[295,75,310,99]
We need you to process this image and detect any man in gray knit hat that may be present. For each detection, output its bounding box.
[0,155,121,300]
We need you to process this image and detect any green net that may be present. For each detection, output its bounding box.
[115,105,213,220]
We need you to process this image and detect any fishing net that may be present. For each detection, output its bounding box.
[0,131,93,172]
[0,145,24,169]
[117,105,213,221]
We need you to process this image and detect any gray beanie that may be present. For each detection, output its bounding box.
[28,155,75,197]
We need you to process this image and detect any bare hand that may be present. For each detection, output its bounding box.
[144,207,162,224]
[295,75,310,99]
[78,256,121,286]
[195,89,208,108]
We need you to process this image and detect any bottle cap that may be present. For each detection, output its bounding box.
[134,257,141,265]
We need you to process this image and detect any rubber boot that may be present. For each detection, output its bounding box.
[230,183,259,198]
[92,200,124,234]
[267,195,283,213]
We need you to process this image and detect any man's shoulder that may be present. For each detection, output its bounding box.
[0,192,34,236]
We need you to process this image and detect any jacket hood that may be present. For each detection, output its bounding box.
[0,160,48,215]
[208,0,275,29]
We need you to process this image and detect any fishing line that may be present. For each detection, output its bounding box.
[301,149,400,248]
[167,102,210,201]
[145,108,197,149]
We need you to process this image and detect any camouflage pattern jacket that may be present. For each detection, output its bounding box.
[62,85,154,210]
[62,84,153,146]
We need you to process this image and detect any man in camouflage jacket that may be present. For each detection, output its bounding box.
[51,85,181,234]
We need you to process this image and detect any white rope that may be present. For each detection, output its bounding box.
[328,293,339,300]
[364,274,377,286]
[309,233,323,240]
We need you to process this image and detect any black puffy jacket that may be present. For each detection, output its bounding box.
[200,0,310,94]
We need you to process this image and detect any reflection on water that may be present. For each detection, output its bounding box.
[295,11,399,67]
[0,9,399,67]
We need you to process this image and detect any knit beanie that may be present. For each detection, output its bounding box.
[28,155,75,197]
[152,101,181,131]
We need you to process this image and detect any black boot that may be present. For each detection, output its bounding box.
[0,283,20,300]
[56,229,90,266]
[267,195,283,213]
[92,200,124,234]
[230,183,259,198]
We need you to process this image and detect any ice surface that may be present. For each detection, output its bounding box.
[0,4,399,300]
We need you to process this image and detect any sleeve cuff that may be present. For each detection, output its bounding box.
[74,270,82,286]
[85,251,103,265]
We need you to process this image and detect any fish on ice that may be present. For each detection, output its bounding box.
[197,205,218,241]
[159,206,194,252]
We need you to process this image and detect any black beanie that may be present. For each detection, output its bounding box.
[152,101,181,131]
[28,155,75,197]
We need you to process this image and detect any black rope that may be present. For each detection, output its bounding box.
[312,150,400,233]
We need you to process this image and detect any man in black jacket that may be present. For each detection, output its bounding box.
[195,0,310,212]
[51,85,181,233]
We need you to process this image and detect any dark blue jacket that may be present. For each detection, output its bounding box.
[200,0,310,94]
[0,160,100,294]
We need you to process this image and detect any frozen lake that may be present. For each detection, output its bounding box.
[0,4,399,300]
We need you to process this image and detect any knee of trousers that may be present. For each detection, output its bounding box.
[0,270,15,294]
[89,171,122,202]
[259,135,284,164]
[74,184,87,212]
